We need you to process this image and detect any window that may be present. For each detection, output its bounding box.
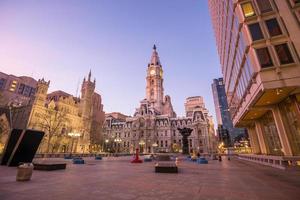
[256,47,273,68]
[165,140,168,147]
[275,43,294,65]
[265,18,282,37]
[248,23,264,41]
[261,111,283,155]
[160,140,163,147]
[256,0,273,13]
[241,2,255,17]
[0,78,6,90]
[10,81,17,92]
[279,98,300,155]
[29,88,35,96]
[23,85,31,96]
[150,79,154,85]
[17,84,25,94]
[173,130,176,136]
[150,89,154,97]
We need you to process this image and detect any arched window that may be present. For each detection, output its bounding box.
[150,89,154,97]
[151,79,154,85]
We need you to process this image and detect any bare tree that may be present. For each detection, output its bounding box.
[0,113,10,153]
[37,104,69,153]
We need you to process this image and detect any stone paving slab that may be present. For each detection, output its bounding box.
[0,156,300,200]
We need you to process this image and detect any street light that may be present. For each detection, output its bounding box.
[68,132,81,155]
[114,138,122,153]
[152,143,158,154]
[104,139,109,152]
[139,140,145,153]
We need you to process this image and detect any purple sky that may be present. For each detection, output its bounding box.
[0,0,221,121]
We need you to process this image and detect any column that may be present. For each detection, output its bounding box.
[255,120,268,154]
[271,106,293,156]
[248,126,261,154]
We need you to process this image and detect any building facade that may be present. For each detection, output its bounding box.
[0,71,105,153]
[212,78,247,143]
[0,71,37,107]
[103,46,216,154]
[209,0,300,156]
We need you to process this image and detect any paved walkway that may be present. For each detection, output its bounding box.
[0,156,300,200]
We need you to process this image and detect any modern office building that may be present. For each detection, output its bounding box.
[209,0,300,156]
[212,78,247,143]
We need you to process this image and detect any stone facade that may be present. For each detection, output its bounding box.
[103,46,216,154]
[0,71,105,153]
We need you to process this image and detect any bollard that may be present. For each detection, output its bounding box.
[16,163,34,181]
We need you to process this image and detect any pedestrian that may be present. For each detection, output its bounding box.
[218,155,222,162]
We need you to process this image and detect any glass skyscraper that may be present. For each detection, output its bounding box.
[212,78,247,144]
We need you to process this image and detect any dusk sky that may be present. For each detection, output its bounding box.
[0,0,221,122]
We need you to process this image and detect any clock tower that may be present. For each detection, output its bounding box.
[146,45,164,112]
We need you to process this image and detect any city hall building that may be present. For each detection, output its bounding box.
[103,46,216,154]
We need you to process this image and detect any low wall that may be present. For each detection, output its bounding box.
[35,153,133,158]
[238,154,300,170]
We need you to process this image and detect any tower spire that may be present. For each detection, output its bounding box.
[150,44,161,65]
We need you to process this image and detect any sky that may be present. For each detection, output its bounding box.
[0,0,222,122]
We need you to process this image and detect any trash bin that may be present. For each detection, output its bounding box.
[16,163,34,181]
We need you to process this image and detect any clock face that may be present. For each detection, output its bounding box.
[150,69,155,75]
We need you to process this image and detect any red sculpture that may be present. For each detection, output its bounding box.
[131,148,143,163]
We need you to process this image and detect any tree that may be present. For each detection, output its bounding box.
[0,113,10,153]
[36,102,69,153]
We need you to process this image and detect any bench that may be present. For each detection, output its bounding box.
[155,162,178,173]
[33,163,67,171]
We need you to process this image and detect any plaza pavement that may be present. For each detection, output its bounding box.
[0,156,300,200]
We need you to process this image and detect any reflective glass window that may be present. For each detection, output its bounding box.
[279,97,300,155]
[248,23,264,41]
[256,47,273,68]
[256,0,273,13]
[265,18,282,37]
[275,43,294,65]
[261,111,283,155]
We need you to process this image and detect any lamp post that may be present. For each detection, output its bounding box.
[139,140,145,153]
[114,138,122,153]
[152,143,158,154]
[104,139,109,152]
[68,132,81,156]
